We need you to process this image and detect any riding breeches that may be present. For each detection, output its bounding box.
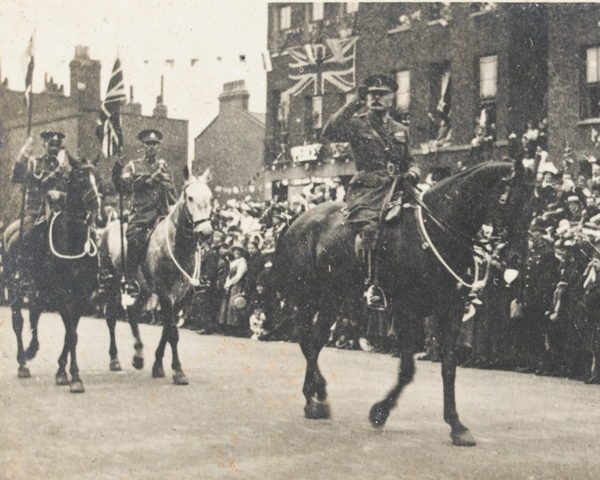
[125,214,158,276]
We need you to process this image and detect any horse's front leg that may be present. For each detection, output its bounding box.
[24,297,42,361]
[369,350,415,428]
[164,296,188,385]
[11,300,30,378]
[298,306,331,419]
[441,308,476,446]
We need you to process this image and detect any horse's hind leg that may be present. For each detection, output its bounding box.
[24,298,42,361]
[106,293,122,371]
[440,307,476,446]
[369,350,415,428]
[152,324,168,378]
[129,310,144,370]
[299,306,331,419]
[68,315,84,393]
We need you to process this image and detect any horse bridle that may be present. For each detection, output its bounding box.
[182,181,212,233]
[415,173,520,288]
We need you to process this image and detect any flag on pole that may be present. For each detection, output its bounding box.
[23,33,35,106]
[98,58,127,157]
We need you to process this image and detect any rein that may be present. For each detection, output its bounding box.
[164,203,205,287]
[416,194,491,289]
[48,211,98,259]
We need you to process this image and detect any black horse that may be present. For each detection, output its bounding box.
[5,156,102,393]
[272,159,533,446]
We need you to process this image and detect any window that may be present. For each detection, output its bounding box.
[312,96,323,129]
[346,2,359,14]
[313,3,324,21]
[279,6,291,30]
[586,47,600,118]
[479,55,498,98]
[396,71,410,112]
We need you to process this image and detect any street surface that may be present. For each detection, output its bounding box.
[0,306,599,480]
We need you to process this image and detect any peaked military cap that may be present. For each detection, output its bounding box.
[40,131,65,142]
[138,129,163,144]
[363,74,398,93]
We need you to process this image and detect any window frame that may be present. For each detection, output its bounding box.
[395,70,411,113]
[479,54,498,100]
[279,5,291,31]
[312,2,324,22]
[345,2,359,14]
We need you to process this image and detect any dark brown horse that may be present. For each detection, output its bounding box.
[98,168,213,384]
[272,159,533,446]
[5,155,102,393]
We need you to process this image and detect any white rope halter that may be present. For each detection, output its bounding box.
[164,207,202,287]
[48,211,98,259]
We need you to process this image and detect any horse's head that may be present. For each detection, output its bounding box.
[182,167,213,239]
[487,157,535,248]
[65,154,102,225]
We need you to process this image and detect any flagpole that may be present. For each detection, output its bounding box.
[15,51,35,301]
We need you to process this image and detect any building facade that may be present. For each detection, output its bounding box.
[194,80,265,202]
[264,3,600,200]
[0,46,188,225]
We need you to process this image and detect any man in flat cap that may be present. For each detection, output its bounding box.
[112,129,176,294]
[4,131,69,257]
[323,74,420,309]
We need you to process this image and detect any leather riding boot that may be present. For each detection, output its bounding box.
[122,247,141,300]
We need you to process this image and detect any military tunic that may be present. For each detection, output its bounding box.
[113,157,176,268]
[4,154,66,254]
[323,100,420,232]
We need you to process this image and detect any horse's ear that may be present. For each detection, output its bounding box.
[199,168,211,183]
[183,165,190,181]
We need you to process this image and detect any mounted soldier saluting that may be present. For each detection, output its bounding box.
[323,74,420,309]
[4,131,69,260]
[111,129,177,296]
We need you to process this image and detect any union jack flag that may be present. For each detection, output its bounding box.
[282,37,358,101]
[97,58,127,157]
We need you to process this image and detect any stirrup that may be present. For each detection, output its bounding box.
[120,278,140,308]
[365,285,388,310]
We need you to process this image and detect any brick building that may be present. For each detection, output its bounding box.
[194,80,265,202]
[264,3,600,200]
[0,46,188,225]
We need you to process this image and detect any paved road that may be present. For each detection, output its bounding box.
[0,306,599,480]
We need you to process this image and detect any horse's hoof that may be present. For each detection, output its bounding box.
[369,401,391,428]
[56,374,70,386]
[304,401,330,420]
[109,359,122,372]
[70,381,85,394]
[18,366,31,379]
[152,363,165,378]
[451,429,477,447]
[132,356,144,370]
[172,371,189,386]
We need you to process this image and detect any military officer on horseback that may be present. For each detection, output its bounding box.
[323,74,420,309]
[112,129,177,295]
[4,131,69,259]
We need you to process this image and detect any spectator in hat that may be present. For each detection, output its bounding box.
[4,131,70,257]
[245,241,265,297]
[219,242,248,335]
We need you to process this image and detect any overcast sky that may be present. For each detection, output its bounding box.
[0,0,268,153]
